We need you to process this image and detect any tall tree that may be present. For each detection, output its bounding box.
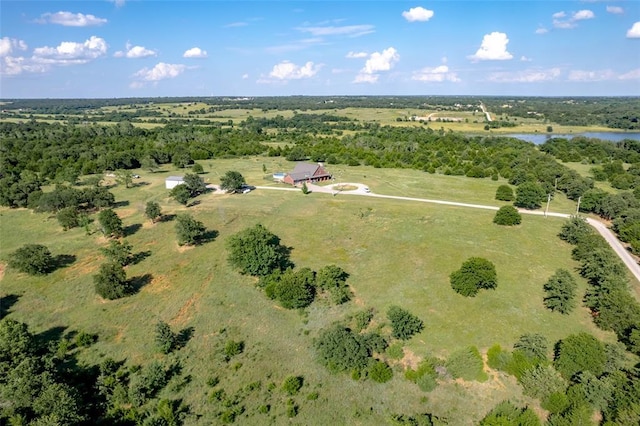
[145,201,162,223]
[450,257,497,297]
[93,262,130,300]
[514,182,546,210]
[98,209,124,238]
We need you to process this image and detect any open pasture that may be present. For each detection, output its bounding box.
[0,158,618,424]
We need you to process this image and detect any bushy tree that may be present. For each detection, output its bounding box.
[264,267,315,309]
[183,173,206,197]
[513,333,549,361]
[220,171,246,193]
[554,333,606,380]
[315,324,372,373]
[495,185,514,201]
[226,224,290,276]
[191,163,204,174]
[115,169,133,188]
[543,269,577,314]
[57,207,79,230]
[93,262,130,300]
[100,239,133,266]
[450,257,497,297]
[514,181,545,209]
[387,306,424,340]
[480,401,541,426]
[493,205,522,226]
[170,184,191,205]
[316,265,351,304]
[145,201,162,223]
[520,365,567,400]
[558,216,592,245]
[98,209,124,238]
[175,214,206,246]
[8,244,54,275]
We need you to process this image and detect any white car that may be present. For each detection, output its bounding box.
[363,187,370,193]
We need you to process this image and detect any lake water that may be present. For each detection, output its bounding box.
[505,132,640,145]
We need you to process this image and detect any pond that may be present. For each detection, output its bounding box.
[504,132,640,145]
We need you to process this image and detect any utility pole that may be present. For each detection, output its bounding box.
[576,196,581,216]
[545,194,551,218]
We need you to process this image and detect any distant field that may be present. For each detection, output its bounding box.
[0,158,620,424]
[0,103,625,135]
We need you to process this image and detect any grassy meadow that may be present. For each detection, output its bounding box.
[0,159,622,424]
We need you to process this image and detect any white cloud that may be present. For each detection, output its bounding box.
[183,47,208,58]
[296,24,374,37]
[242,73,249,79]
[627,22,640,38]
[225,22,248,28]
[535,27,548,35]
[346,51,368,59]
[553,9,595,29]
[619,69,640,80]
[37,11,107,27]
[32,36,107,65]
[573,10,595,21]
[520,56,532,62]
[402,7,435,22]
[0,37,28,57]
[606,6,624,14]
[568,69,615,82]
[488,68,561,83]
[1,56,48,76]
[354,47,399,84]
[115,44,157,58]
[268,60,320,80]
[468,32,513,61]
[109,0,126,7]
[412,65,460,82]
[133,62,186,81]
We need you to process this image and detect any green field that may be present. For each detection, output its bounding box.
[1,159,622,424]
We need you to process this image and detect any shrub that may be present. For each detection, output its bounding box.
[352,308,374,332]
[315,324,371,373]
[387,306,424,340]
[514,181,546,210]
[175,213,206,246]
[541,392,570,414]
[264,267,315,309]
[223,340,244,361]
[493,205,522,226]
[8,244,54,276]
[369,361,393,383]
[57,207,79,230]
[98,209,124,238]
[554,333,606,380]
[445,346,487,382]
[386,342,404,360]
[480,401,541,425]
[282,376,303,395]
[450,257,497,297]
[519,365,567,400]
[487,344,512,371]
[495,185,514,201]
[226,224,290,276]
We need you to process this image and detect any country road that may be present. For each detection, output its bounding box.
[257,182,640,286]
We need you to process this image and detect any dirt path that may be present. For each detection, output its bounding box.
[257,182,640,286]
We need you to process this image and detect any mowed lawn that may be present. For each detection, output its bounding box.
[0,159,617,424]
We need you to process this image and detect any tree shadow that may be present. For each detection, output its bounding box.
[279,245,295,270]
[128,273,153,294]
[123,223,142,237]
[196,229,218,245]
[36,325,68,349]
[187,200,201,208]
[175,326,195,350]
[160,214,176,222]
[131,181,150,188]
[53,254,76,270]
[0,293,21,319]
[113,200,130,208]
[130,250,152,265]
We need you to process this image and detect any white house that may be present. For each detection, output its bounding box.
[165,176,185,189]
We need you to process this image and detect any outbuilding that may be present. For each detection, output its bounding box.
[165,176,185,189]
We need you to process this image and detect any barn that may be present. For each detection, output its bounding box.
[165,176,185,189]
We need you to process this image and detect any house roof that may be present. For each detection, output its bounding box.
[287,162,331,182]
[166,176,184,181]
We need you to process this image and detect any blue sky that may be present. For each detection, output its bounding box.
[1,0,639,98]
